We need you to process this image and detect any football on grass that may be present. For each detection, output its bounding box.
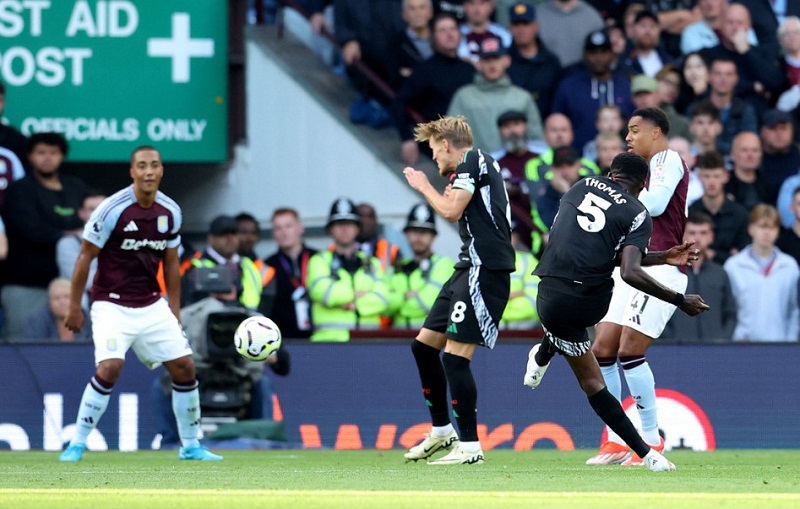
[234,316,282,361]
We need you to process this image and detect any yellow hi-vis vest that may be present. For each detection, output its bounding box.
[500,250,540,329]
[389,253,454,329]
[307,250,391,342]
[190,257,263,310]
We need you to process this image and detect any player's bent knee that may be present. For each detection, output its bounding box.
[96,359,125,384]
[164,355,196,384]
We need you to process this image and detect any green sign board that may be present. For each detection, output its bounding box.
[1,0,228,162]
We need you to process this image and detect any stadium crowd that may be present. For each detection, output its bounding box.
[2,0,800,343]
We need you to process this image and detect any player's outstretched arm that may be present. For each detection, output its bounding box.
[619,245,710,316]
[642,240,700,267]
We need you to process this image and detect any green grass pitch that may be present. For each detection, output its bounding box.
[1,449,799,508]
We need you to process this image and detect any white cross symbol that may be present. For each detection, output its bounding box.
[147,13,214,83]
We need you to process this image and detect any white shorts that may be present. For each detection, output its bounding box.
[600,265,688,339]
[91,299,192,369]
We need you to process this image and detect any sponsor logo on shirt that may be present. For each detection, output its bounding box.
[120,238,168,251]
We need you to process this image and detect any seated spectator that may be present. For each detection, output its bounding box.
[676,52,709,114]
[263,208,318,340]
[778,185,800,264]
[594,131,625,176]
[1,132,88,339]
[688,100,722,158]
[700,4,786,112]
[181,215,264,310]
[681,0,757,55]
[776,17,800,117]
[57,189,107,308]
[505,2,561,117]
[630,75,691,140]
[389,0,434,87]
[536,0,604,68]
[531,145,583,242]
[392,13,475,165]
[307,198,390,342]
[389,204,454,329]
[724,204,800,342]
[736,0,800,61]
[662,211,737,342]
[458,0,512,62]
[617,10,674,78]
[21,278,92,342]
[448,35,543,153]
[582,104,624,164]
[688,57,758,155]
[499,221,539,329]
[493,110,541,251]
[725,131,769,211]
[668,136,703,205]
[689,150,750,265]
[632,0,701,58]
[551,29,635,150]
[760,109,800,205]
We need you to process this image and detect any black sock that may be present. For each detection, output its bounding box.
[535,333,556,366]
[410,340,450,427]
[588,387,649,458]
[442,352,478,442]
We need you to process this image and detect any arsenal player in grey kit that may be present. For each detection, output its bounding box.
[59,146,221,462]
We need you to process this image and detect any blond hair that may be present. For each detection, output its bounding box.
[413,116,473,148]
[748,204,781,228]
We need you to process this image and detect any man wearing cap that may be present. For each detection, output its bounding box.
[181,215,264,310]
[618,10,673,78]
[631,74,691,140]
[535,0,604,68]
[759,108,800,204]
[306,197,391,342]
[505,2,561,118]
[448,34,543,153]
[551,30,635,150]
[389,204,455,329]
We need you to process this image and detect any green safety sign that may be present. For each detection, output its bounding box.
[1,0,228,162]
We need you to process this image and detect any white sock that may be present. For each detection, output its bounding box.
[71,379,111,446]
[432,423,455,437]
[459,440,482,453]
[599,363,625,445]
[172,381,201,449]
[622,360,660,444]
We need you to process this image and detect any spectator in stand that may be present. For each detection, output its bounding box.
[552,30,635,151]
[735,0,800,61]
[607,22,629,60]
[582,104,625,164]
[180,215,264,310]
[21,278,92,342]
[700,3,786,112]
[57,189,107,308]
[594,131,626,175]
[688,100,722,158]
[530,145,584,245]
[389,204,454,329]
[689,150,751,264]
[505,2,561,118]
[618,10,673,78]
[334,0,405,110]
[724,204,800,342]
[778,186,800,263]
[656,65,694,137]
[500,220,539,330]
[235,212,263,268]
[726,131,769,211]
[669,136,703,205]
[389,0,434,88]
[448,35,543,153]
[263,208,318,340]
[688,57,758,155]
[776,17,800,114]
[524,113,600,255]
[676,52,710,114]
[0,80,28,179]
[632,0,701,58]
[457,0,512,62]
[282,1,337,67]
[681,0,758,55]
[630,75,692,140]
[1,132,88,339]
[759,109,800,205]
[356,202,408,272]
[662,211,737,342]
[393,13,475,165]
[536,0,604,68]
[494,110,541,251]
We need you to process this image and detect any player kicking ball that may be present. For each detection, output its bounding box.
[521,152,709,472]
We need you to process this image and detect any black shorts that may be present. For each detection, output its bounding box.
[537,276,613,356]
[423,266,510,349]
